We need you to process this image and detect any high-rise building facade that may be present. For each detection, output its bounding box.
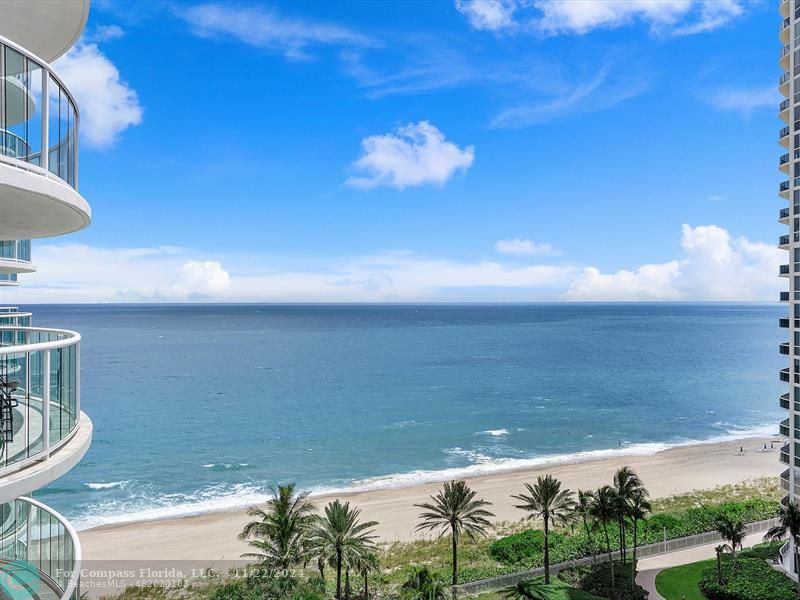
[0,1,93,597]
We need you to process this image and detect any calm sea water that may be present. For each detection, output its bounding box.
[19,303,784,529]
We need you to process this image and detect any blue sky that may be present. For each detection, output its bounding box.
[9,0,789,302]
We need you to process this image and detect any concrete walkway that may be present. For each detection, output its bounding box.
[634,532,765,599]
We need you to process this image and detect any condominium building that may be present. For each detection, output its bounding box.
[0,0,94,597]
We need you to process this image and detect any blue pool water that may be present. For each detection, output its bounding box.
[19,303,784,529]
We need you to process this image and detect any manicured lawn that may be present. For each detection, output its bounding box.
[476,576,606,600]
[655,559,714,600]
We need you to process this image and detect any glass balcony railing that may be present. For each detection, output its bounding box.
[782,43,791,60]
[781,264,791,275]
[781,392,791,409]
[0,35,79,190]
[781,207,791,219]
[781,342,790,355]
[781,368,791,382]
[782,292,791,301]
[782,16,791,32]
[0,240,31,264]
[0,274,19,286]
[781,417,791,436]
[0,309,31,328]
[780,317,791,328]
[781,152,790,166]
[782,98,791,112]
[781,234,791,245]
[781,180,791,193]
[0,327,80,477]
[0,497,80,600]
[781,71,791,86]
[781,126,791,139]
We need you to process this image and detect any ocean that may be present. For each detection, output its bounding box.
[21,303,783,530]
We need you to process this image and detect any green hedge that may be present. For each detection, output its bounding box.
[559,563,647,600]
[487,498,779,570]
[738,540,785,561]
[699,557,796,600]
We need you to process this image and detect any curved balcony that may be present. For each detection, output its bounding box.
[0,35,90,240]
[781,368,791,383]
[0,496,81,600]
[781,342,790,355]
[780,317,791,328]
[781,207,791,223]
[781,17,791,44]
[0,0,88,63]
[0,327,91,502]
[780,125,791,148]
[0,309,31,328]
[780,263,791,277]
[781,417,791,436]
[780,71,791,97]
[781,180,792,199]
[781,98,791,123]
[781,42,791,69]
[0,274,19,288]
[781,234,791,249]
[782,392,791,410]
[781,152,791,174]
[782,291,791,302]
[781,0,790,18]
[0,240,34,275]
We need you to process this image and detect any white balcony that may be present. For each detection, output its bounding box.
[0,0,88,63]
[0,240,34,275]
[0,327,91,502]
[0,496,81,600]
[0,35,90,239]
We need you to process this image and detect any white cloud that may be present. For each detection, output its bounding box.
[55,43,142,149]
[490,61,647,127]
[6,224,780,303]
[179,3,372,60]
[495,238,559,256]
[564,224,783,301]
[456,0,747,36]
[706,85,780,116]
[455,0,519,31]
[346,121,475,190]
[86,24,125,42]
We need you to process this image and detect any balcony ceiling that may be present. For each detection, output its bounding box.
[0,0,89,63]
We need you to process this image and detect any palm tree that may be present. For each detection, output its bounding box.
[713,544,730,585]
[628,492,651,592]
[764,500,800,597]
[573,490,597,564]
[500,579,556,600]
[715,515,746,563]
[310,500,377,600]
[512,475,575,584]
[590,485,618,593]
[400,567,448,600]
[415,480,495,586]
[238,483,316,572]
[354,552,380,600]
[613,466,647,564]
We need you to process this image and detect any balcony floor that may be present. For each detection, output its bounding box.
[0,560,60,600]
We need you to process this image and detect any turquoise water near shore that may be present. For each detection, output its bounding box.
[21,303,783,529]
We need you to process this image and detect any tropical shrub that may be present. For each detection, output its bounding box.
[559,563,647,600]
[738,540,784,561]
[699,557,796,600]
[487,498,779,569]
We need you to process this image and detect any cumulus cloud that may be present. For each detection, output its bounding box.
[179,3,372,60]
[55,43,142,149]
[455,0,747,36]
[455,0,518,31]
[85,24,125,43]
[5,225,780,303]
[564,224,783,301]
[346,121,475,190]
[495,238,559,256]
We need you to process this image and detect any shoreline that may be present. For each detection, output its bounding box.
[80,435,781,562]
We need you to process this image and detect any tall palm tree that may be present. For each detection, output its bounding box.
[310,500,377,600]
[764,500,800,597]
[590,485,618,593]
[713,544,730,585]
[512,475,575,584]
[415,480,495,586]
[400,567,448,600]
[628,492,651,592]
[613,467,647,564]
[715,515,746,563]
[354,552,380,600]
[500,579,557,600]
[573,490,597,564]
[238,483,316,572]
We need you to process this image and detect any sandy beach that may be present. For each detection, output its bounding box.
[80,436,780,563]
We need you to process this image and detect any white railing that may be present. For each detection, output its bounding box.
[0,327,80,477]
[0,496,81,600]
[0,34,79,190]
